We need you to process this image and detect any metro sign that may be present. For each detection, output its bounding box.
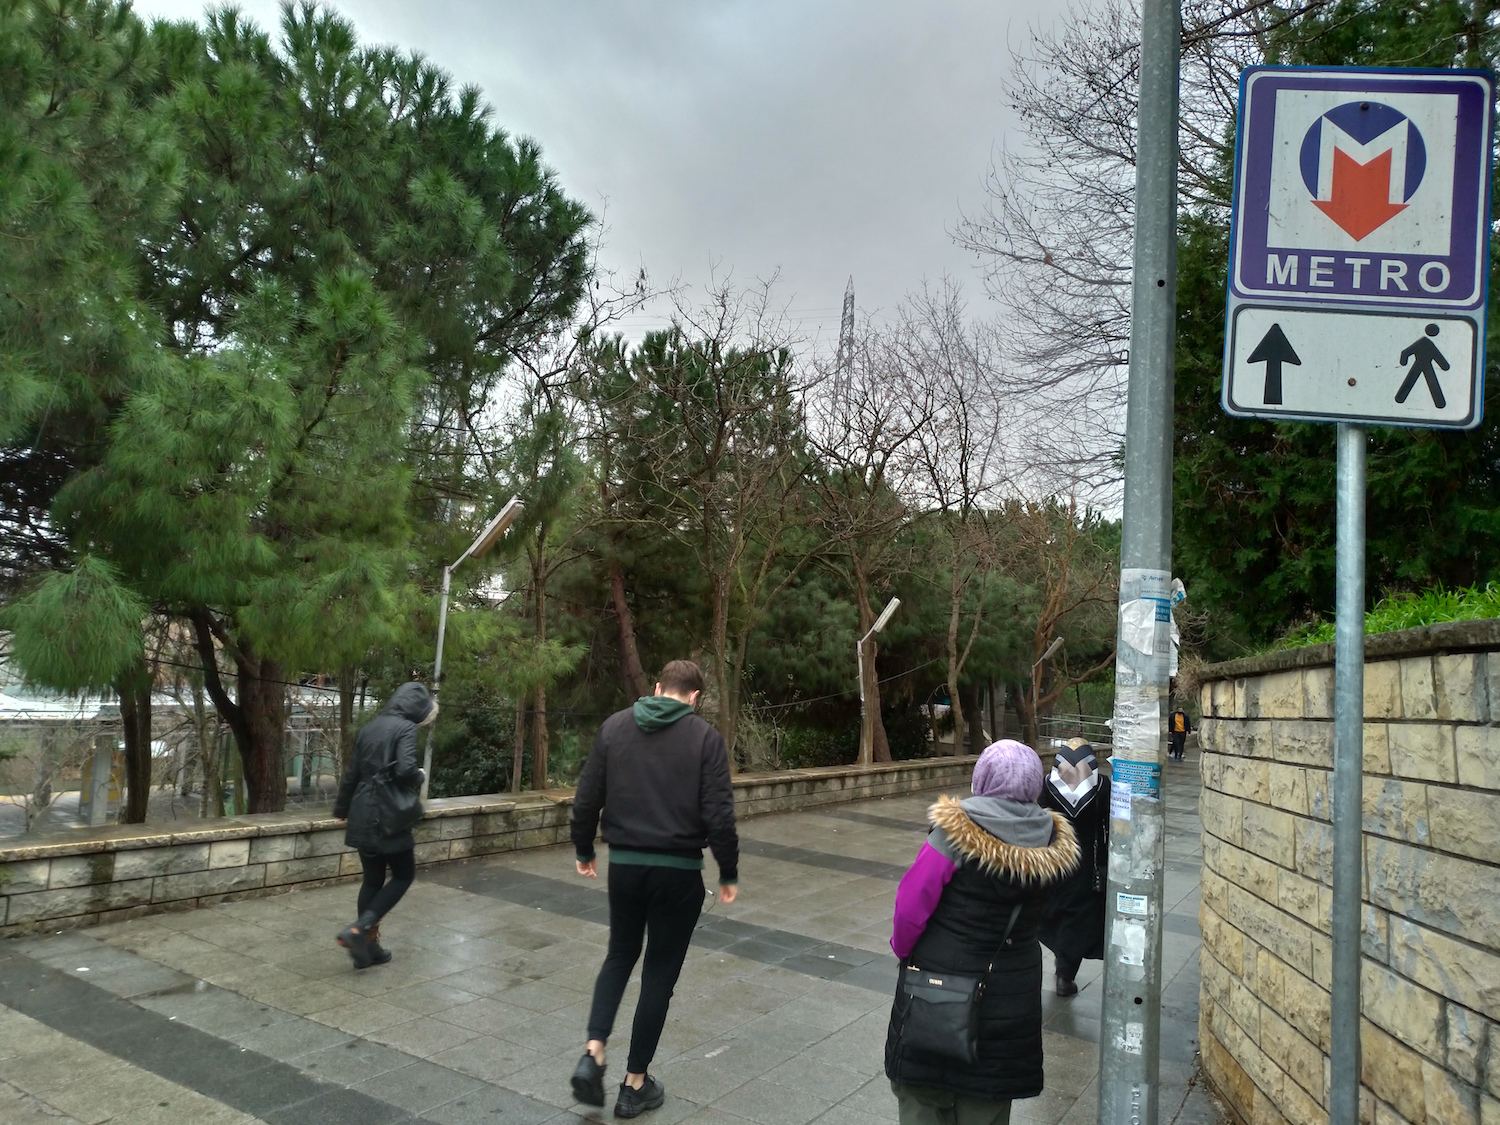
[1231,68,1492,310]
[1224,67,1493,431]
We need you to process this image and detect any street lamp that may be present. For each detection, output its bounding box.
[1031,635,1065,747]
[856,597,900,765]
[421,496,524,801]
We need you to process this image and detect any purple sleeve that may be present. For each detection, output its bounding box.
[890,841,957,959]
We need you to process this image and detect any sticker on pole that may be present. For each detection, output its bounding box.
[1224,66,1493,430]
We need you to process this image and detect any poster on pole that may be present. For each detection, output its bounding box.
[1223,67,1494,430]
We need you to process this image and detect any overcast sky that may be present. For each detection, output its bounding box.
[132,0,1066,347]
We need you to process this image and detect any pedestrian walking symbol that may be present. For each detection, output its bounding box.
[1396,324,1449,408]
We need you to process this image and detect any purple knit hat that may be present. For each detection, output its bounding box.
[971,739,1044,802]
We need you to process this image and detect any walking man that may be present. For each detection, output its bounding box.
[1169,706,1191,762]
[570,660,739,1118]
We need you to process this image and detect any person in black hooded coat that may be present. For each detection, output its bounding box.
[332,681,434,968]
[1037,739,1109,996]
[886,740,1078,1124]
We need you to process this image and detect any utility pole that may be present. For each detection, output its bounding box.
[1098,0,1179,1121]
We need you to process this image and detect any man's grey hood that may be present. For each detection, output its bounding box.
[383,682,435,724]
[958,795,1058,849]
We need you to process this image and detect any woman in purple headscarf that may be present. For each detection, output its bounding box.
[885,740,1079,1124]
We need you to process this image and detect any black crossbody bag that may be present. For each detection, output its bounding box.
[370,736,424,837]
[896,901,1024,1066]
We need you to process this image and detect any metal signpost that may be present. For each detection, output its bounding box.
[1222,66,1493,1125]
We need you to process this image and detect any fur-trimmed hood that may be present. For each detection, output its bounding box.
[927,794,1079,884]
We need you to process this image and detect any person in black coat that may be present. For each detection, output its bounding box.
[1037,739,1109,996]
[886,739,1079,1123]
[332,681,434,969]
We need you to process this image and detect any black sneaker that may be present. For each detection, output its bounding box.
[614,1075,665,1119]
[1056,975,1079,997]
[572,1052,606,1107]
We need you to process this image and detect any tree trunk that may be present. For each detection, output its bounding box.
[194,680,223,818]
[117,666,153,824]
[709,572,739,764]
[609,558,650,700]
[337,666,356,779]
[946,558,966,756]
[190,613,287,813]
[532,554,550,790]
[237,654,288,813]
[511,697,526,793]
[853,567,891,763]
[965,680,986,755]
[532,684,549,790]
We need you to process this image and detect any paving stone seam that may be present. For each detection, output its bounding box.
[0,942,559,1125]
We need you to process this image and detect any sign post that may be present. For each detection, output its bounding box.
[1223,66,1493,1125]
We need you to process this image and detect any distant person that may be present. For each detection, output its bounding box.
[569,660,739,1119]
[1169,708,1191,762]
[1038,739,1109,997]
[886,739,1079,1125]
[332,681,434,968]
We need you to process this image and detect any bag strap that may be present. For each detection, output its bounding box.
[983,902,1025,977]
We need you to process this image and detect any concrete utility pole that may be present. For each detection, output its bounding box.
[1098,0,1180,1121]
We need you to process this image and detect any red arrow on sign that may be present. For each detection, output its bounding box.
[1313,147,1407,240]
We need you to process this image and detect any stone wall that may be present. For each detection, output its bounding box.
[0,755,973,937]
[1196,620,1500,1125]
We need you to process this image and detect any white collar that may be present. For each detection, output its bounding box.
[1049,768,1097,806]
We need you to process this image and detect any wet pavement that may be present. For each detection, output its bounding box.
[0,758,1219,1124]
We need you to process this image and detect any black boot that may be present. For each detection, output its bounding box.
[367,922,393,966]
[1056,975,1079,997]
[336,911,378,970]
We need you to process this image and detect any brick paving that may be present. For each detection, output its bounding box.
[0,758,1219,1125]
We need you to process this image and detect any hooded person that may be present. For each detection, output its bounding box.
[332,681,434,969]
[886,739,1080,1124]
[1037,738,1110,996]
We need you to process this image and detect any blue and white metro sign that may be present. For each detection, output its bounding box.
[1223,67,1494,428]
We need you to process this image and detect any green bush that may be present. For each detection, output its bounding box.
[779,724,858,770]
[1278,583,1500,649]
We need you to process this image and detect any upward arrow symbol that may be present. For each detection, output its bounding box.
[1247,324,1301,405]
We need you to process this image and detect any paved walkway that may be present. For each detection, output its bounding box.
[0,759,1217,1125]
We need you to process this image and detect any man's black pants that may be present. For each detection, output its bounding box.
[586,863,704,1074]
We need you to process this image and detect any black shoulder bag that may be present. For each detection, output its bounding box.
[896,901,1024,1066]
[370,736,424,837]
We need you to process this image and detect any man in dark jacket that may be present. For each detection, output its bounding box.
[332,681,432,969]
[569,660,739,1119]
[1169,707,1191,761]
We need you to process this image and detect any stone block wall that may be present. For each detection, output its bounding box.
[0,754,973,936]
[1196,620,1500,1125]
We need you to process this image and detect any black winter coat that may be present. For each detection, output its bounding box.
[334,682,431,855]
[1037,777,1109,964]
[571,708,739,883]
[885,798,1079,1102]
